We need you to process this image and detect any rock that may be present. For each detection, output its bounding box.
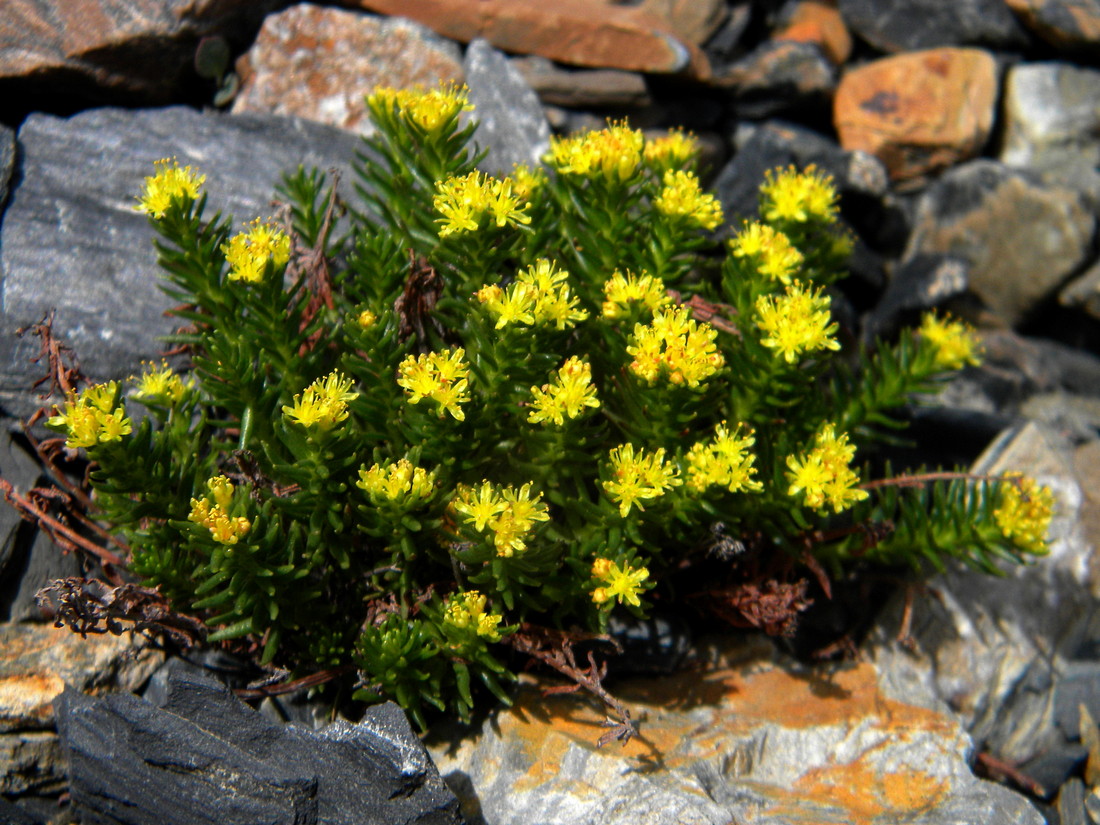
[999,62,1100,210]
[1062,259,1100,322]
[714,120,889,226]
[0,796,47,825]
[347,0,710,78]
[713,39,836,120]
[427,638,1043,825]
[57,670,462,825]
[1020,393,1100,442]
[0,0,281,113]
[865,253,970,338]
[0,123,14,209]
[0,729,64,796]
[0,106,362,423]
[837,0,1032,52]
[464,40,551,175]
[638,0,730,46]
[0,622,161,733]
[1002,0,1100,52]
[834,48,998,181]
[231,5,464,136]
[870,422,1099,771]
[902,160,1095,327]
[511,57,652,109]
[703,2,753,64]
[774,0,854,65]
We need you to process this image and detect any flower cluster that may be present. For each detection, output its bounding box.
[760,164,839,224]
[357,458,435,506]
[528,356,600,426]
[545,121,644,182]
[590,558,650,607]
[919,313,982,371]
[755,282,840,363]
[188,476,251,545]
[627,305,725,387]
[685,422,764,494]
[993,474,1054,555]
[601,269,671,320]
[433,171,532,238]
[730,222,804,285]
[135,157,205,219]
[366,82,472,133]
[451,481,550,557]
[397,348,471,420]
[283,371,357,430]
[643,128,698,174]
[786,424,868,513]
[223,219,291,283]
[475,259,588,330]
[653,170,723,230]
[603,444,681,517]
[48,382,132,450]
[443,590,504,642]
[131,361,187,406]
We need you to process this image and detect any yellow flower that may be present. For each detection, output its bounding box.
[131,360,187,405]
[510,163,546,200]
[643,128,699,173]
[603,443,681,517]
[730,222,804,285]
[443,591,503,642]
[653,170,723,230]
[545,121,644,182]
[433,171,532,238]
[754,281,840,363]
[222,219,291,284]
[47,382,132,450]
[685,422,764,494]
[760,164,839,225]
[135,157,205,219]
[627,305,725,388]
[476,260,588,331]
[785,423,868,513]
[452,481,549,557]
[357,458,436,506]
[283,371,357,430]
[919,313,982,371]
[356,309,378,329]
[188,476,251,545]
[993,474,1053,555]
[367,82,473,133]
[590,558,650,607]
[397,348,471,421]
[601,269,671,320]
[528,356,600,426]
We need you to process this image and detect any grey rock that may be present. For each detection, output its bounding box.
[866,253,969,339]
[0,106,362,422]
[0,796,46,825]
[714,40,836,121]
[57,670,463,825]
[1000,62,1100,210]
[1020,393,1100,442]
[0,122,14,211]
[902,159,1095,328]
[838,0,1033,51]
[1060,258,1100,320]
[0,729,64,796]
[511,56,652,109]
[464,39,551,176]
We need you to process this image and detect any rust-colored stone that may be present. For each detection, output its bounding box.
[774,0,853,64]
[232,6,463,135]
[637,0,729,46]
[833,48,997,181]
[1002,0,1100,51]
[342,0,711,79]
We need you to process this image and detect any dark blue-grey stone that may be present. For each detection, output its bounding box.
[0,123,15,211]
[838,0,1033,52]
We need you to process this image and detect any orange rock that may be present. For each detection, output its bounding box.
[775,0,853,65]
[347,0,711,79]
[1002,0,1100,51]
[834,48,997,181]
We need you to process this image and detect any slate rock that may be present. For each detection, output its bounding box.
[0,729,64,796]
[639,0,730,46]
[902,160,1095,327]
[838,0,1032,52]
[428,639,1043,825]
[834,47,998,181]
[702,2,753,64]
[713,39,836,121]
[464,39,552,175]
[511,56,652,109]
[0,106,362,422]
[0,123,14,210]
[231,6,464,136]
[348,0,710,78]
[0,796,46,825]
[774,0,854,65]
[57,671,462,825]
[865,253,969,339]
[999,61,1100,210]
[1003,0,1100,52]
[1061,259,1100,322]
[0,0,281,113]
